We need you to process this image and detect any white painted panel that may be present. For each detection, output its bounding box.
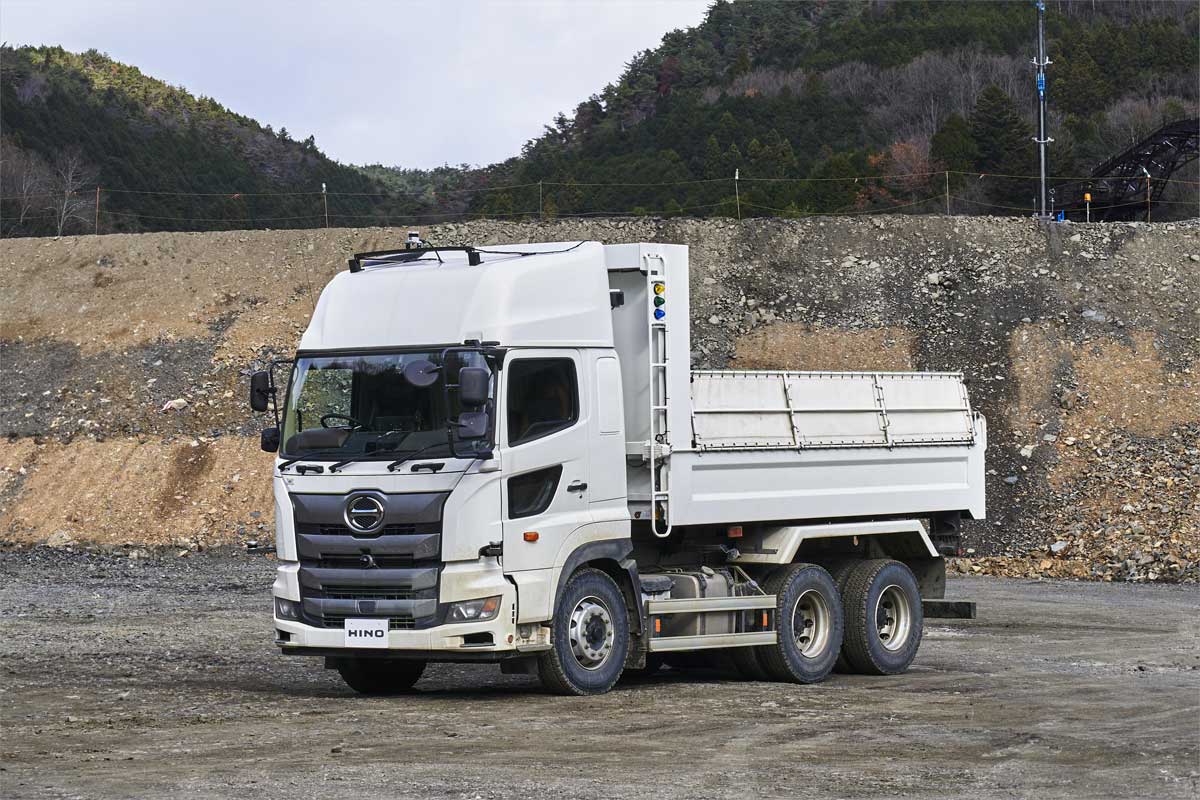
[668,434,986,526]
[690,370,974,451]
[596,357,622,434]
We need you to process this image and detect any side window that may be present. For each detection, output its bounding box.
[507,465,563,519]
[506,358,579,446]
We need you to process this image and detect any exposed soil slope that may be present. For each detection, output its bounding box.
[1,217,1197,580]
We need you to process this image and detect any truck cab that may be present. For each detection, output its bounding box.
[252,241,985,695]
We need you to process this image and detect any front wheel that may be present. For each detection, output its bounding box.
[335,657,426,695]
[840,559,923,675]
[757,563,844,683]
[538,568,630,695]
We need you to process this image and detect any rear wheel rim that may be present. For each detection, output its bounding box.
[568,595,615,671]
[875,584,912,651]
[792,588,831,658]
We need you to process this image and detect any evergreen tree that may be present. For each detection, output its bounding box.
[931,113,978,191]
[969,85,1035,206]
[970,86,1033,176]
[717,111,739,146]
[702,134,724,179]
[931,114,977,173]
[746,137,767,173]
[1053,50,1109,116]
[723,143,744,175]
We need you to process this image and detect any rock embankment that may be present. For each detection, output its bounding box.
[1,216,1197,581]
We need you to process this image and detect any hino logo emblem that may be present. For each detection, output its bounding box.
[344,493,385,534]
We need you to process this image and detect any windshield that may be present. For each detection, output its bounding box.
[280,351,491,460]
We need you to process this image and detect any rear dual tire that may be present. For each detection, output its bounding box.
[840,559,923,675]
[738,559,923,681]
[750,563,845,684]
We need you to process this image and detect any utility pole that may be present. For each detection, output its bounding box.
[322,183,329,228]
[944,171,950,216]
[1032,0,1053,219]
[94,186,100,234]
[538,181,543,219]
[734,169,741,220]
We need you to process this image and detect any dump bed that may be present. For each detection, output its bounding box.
[668,369,986,528]
[603,243,987,532]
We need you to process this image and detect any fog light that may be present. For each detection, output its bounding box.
[448,595,502,623]
[274,597,301,621]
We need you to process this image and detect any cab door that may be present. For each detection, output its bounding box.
[500,351,590,574]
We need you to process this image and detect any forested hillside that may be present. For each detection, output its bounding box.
[471,0,1199,219]
[0,46,445,236]
[1,1,1196,238]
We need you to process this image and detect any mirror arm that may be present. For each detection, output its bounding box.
[266,357,292,431]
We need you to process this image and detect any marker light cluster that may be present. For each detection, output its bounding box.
[653,282,666,319]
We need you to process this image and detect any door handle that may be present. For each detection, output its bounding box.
[567,481,588,493]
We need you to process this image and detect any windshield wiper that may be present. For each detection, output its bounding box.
[278,449,350,471]
[387,442,451,473]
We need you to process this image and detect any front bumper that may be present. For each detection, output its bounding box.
[273,560,547,658]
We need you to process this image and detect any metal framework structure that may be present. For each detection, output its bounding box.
[1056,118,1199,221]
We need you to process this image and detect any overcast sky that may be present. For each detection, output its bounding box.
[4,0,711,169]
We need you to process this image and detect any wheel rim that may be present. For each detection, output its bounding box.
[875,584,912,651]
[791,588,831,658]
[568,595,615,671]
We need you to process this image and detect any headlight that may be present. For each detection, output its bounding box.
[275,597,301,621]
[447,595,502,623]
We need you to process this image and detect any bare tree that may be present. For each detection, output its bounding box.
[0,139,52,235]
[46,146,97,236]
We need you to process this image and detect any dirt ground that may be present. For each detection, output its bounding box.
[1,551,1196,800]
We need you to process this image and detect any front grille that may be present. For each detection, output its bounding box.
[322,616,417,631]
[322,586,419,601]
[316,555,415,569]
[305,523,429,537]
[291,490,448,631]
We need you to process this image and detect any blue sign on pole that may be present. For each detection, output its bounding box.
[1037,74,1045,97]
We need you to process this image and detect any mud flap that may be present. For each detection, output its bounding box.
[922,599,976,619]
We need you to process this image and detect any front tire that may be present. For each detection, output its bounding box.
[538,568,630,695]
[757,563,844,683]
[335,657,426,695]
[840,559,923,675]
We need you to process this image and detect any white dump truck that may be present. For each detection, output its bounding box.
[249,240,985,695]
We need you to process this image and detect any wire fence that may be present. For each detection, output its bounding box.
[3,169,1197,234]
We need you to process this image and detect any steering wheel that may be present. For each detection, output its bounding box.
[320,413,363,429]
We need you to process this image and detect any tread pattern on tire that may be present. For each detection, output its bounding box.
[826,559,858,674]
[538,567,629,696]
[756,563,843,684]
[840,558,923,676]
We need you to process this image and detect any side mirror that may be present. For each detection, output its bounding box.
[249,371,272,412]
[456,411,489,439]
[459,367,490,408]
[260,427,280,453]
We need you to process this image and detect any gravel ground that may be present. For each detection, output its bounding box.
[1,550,1197,799]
